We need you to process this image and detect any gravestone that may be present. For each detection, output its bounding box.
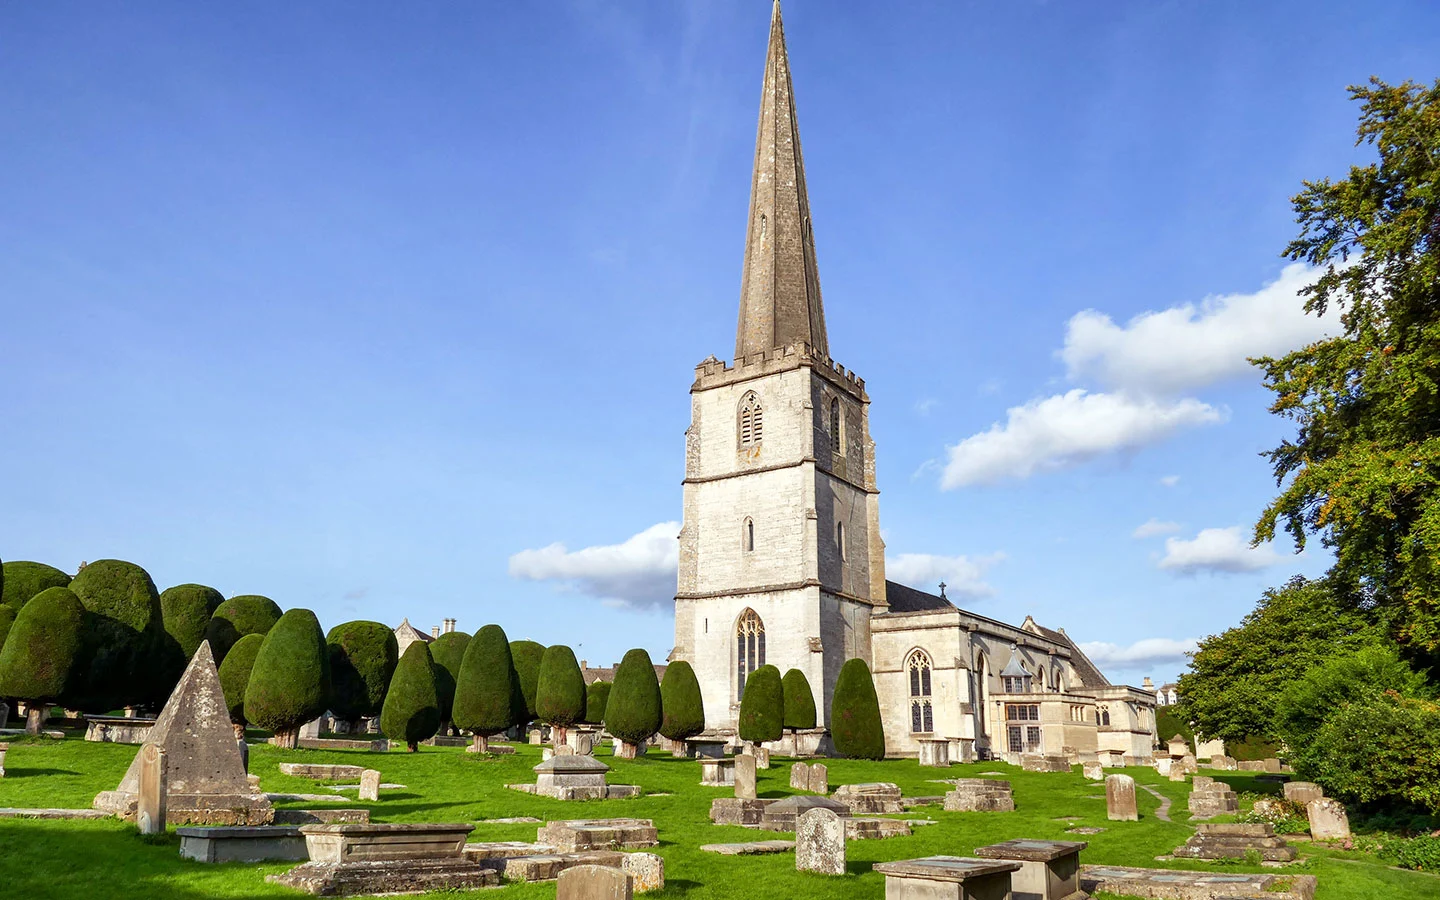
[734,754,757,801]
[790,762,810,790]
[136,743,167,835]
[752,746,770,769]
[1284,782,1324,806]
[359,770,381,802]
[1307,798,1350,840]
[760,795,852,832]
[807,763,828,794]
[1167,734,1189,757]
[1176,755,1198,775]
[622,852,665,893]
[1105,775,1137,821]
[299,718,322,740]
[0,742,8,778]
[1082,761,1104,781]
[917,738,950,767]
[529,730,543,745]
[0,701,8,730]
[1210,754,1238,770]
[557,864,632,900]
[1188,776,1239,819]
[795,807,845,875]
[832,782,903,814]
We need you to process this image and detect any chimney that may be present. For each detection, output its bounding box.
[581,660,588,670]
[444,618,456,634]
[431,626,440,639]
[1142,676,1155,690]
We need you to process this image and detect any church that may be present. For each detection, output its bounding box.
[669,3,1158,763]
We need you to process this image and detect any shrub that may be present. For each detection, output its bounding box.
[429,631,470,730]
[585,680,612,725]
[536,644,586,735]
[0,605,15,653]
[1,561,72,610]
[218,633,265,726]
[781,668,817,730]
[326,621,398,727]
[831,657,885,759]
[452,624,518,751]
[68,559,164,710]
[244,608,330,747]
[509,639,545,723]
[738,664,784,744]
[0,587,85,732]
[1275,645,1430,765]
[206,595,282,665]
[380,641,441,751]
[1297,691,1440,812]
[659,660,705,742]
[605,648,662,747]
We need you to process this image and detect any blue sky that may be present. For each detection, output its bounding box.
[3,1,1436,687]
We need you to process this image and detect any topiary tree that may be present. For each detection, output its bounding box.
[206,594,283,665]
[782,668,817,731]
[244,608,330,748]
[452,624,518,753]
[1,561,71,611]
[0,605,16,655]
[605,648,662,758]
[584,680,612,725]
[67,559,165,711]
[831,657,885,760]
[156,583,225,699]
[659,660,705,743]
[380,641,441,752]
[738,664,784,745]
[509,639,545,726]
[0,587,85,733]
[218,633,265,737]
[536,644,586,745]
[326,621,399,733]
[429,630,471,736]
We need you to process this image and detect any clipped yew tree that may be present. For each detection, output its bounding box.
[738,664,784,745]
[244,608,330,748]
[584,680,612,725]
[326,621,398,732]
[452,624,517,753]
[206,594,283,665]
[0,605,15,652]
[68,559,165,711]
[659,660,705,743]
[831,657,885,759]
[605,648,662,758]
[2,561,71,611]
[782,668,817,731]
[509,639,545,725]
[0,586,85,733]
[156,583,225,697]
[380,641,441,752]
[218,633,265,734]
[536,644,586,744]
[429,630,471,736]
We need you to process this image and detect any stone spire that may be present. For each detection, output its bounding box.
[735,0,828,360]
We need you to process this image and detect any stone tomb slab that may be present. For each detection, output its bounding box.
[710,797,772,826]
[846,818,912,840]
[974,839,1088,900]
[278,763,365,781]
[759,795,852,832]
[268,823,496,896]
[944,778,1015,813]
[700,840,795,856]
[537,818,659,852]
[300,822,474,863]
[178,825,309,863]
[1173,823,1297,862]
[873,856,1022,900]
[700,757,735,787]
[833,782,904,814]
[1080,865,1317,900]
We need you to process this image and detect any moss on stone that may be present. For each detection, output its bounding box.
[738,664,784,744]
[326,620,399,723]
[218,633,265,725]
[782,668,817,730]
[244,608,330,738]
[831,657,886,760]
[0,586,85,703]
[536,644,586,730]
[660,660,705,741]
[605,648,662,745]
[453,624,518,737]
[380,641,441,750]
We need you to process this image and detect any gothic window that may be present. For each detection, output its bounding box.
[829,397,842,454]
[743,517,755,552]
[1099,706,1111,727]
[907,650,933,734]
[736,609,766,695]
[739,392,763,447]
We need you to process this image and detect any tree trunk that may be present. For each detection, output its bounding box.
[24,705,45,736]
[407,741,418,753]
[616,740,639,760]
[472,734,489,754]
[553,726,568,749]
[270,728,298,750]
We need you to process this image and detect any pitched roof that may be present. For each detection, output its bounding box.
[393,618,433,643]
[883,580,956,613]
[1028,622,1110,688]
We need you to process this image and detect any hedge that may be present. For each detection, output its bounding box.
[605,648,662,745]
[430,631,471,728]
[1,561,71,611]
[738,664,784,744]
[218,633,265,726]
[509,639,545,723]
[326,621,399,724]
[206,594,283,664]
[831,657,885,759]
[659,660,705,741]
[244,608,330,744]
[0,586,85,705]
[453,624,518,740]
[380,641,441,751]
[68,559,164,710]
[536,644,586,731]
[782,668,817,730]
[584,680,612,725]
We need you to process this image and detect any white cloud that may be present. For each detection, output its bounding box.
[1132,518,1181,539]
[914,398,939,416]
[509,521,679,610]
[886,552,1005,599]
[1159,475,1181,487]
[1079,637,1199,668]
[1061,263,1338,395]
[940,390,1225,488]
[1158,526,1281,574]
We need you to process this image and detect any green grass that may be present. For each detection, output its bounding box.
[0,738,1432,899]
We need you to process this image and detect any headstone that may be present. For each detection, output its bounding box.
[1284,782,1324,806]
[359,769,381,802]
[1153,757,1173,777]
[0,701,8,730]
[1105,775,1137,822]
[795,807,845,875]
[1210,754,1238,770]
[136,743,167,835]
[751,746,770,769]
[557,864,632,900]
[807,763,828,794]
[1263,758,1283,773]
[1177,755,1198,775]
[760,795,852,832]
[299,717,322,740]
[790,762,810,790]
[917,738,950,767]
[734,754,757,801]
[1307,798,1350,840]
[622,852,665,893]
[1168,763,1187,782]
[529,730,543,745]
[1167,734,1189,758]
[0,742,8,778]
[237,738,249,773]
[1082,761,1104,781]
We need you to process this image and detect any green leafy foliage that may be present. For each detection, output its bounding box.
[536,644,586,730]
[68,559,164,710]
[1154,708,1193,749]
[380,641,441,750]
[244,608,330,736]
[452,624,518,737]
[509,639,545,723]
[1,561,71,610]
[0,586,84,703]
[781,668,817,730]
[429,631,470,726]
[218,633,264,725]
[831,657,885,760]
[738,664,784,744]
[206,595,282,665]
[605,648,662,745]
[1254,78,1440,661]
[584,680,611,725]
[326,621,398,723]
[156,584,225,696]
[0,605,15,653]
[659,660,705,741]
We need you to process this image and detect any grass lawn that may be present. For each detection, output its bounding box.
[0,735,1433,899]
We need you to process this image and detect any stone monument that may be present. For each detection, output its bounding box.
[943,778,1015,812]
[795,807,845,875]
[1187,776,1239,819]
[136,743,166,835]
[734,753,757,801]
[1307,798,1350,840]
[557,864,632,900]
[1105,774,1137,822]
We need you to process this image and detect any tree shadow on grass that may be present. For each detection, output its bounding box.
[4,767,83,777]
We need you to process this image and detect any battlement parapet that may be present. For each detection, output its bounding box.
[692,342,867,397]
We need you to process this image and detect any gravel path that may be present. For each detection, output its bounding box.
[1139,783,1173,822]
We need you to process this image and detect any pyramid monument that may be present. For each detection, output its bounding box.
[94,640,274,825]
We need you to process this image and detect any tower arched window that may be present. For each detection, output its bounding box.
[736,609,766,695]
[836,520,846,560]
[908,650,934,734]
[739,392,763,447]
[829,397,842,454]
[743,517,755,552]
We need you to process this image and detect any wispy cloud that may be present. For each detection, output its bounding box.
[886,552,1005,599]
[1159,475,1181,487]
[1132,518,1181,539]
[1158,526,1281,574]
[1079,637,1199,668]
[509,521,680,611]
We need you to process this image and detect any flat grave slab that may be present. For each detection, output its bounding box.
[699,840,795,856]
[537,819,659,852]
[272,809,370,825]
[1080,865,1318,900]
[0,808,111,820]
[846,818,912,840]
[278,763,365,781]
[709,797,771,826]
[177,825,308,863]
[873,856,1023,899]
[296,738,388,752]
[1174,823,1297,862]
[759,795,851,832]
[974,839,1088,900]
[267,858,498,896]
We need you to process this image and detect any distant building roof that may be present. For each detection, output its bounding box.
[1031,622,1110,689]
[394,618,433,643]
[884,580,956,613]
[581,662,667,686]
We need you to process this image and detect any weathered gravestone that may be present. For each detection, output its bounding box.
[1082,761,1104,781]
[0,742,8,778]
[1209,754,1238,770]
[1105,775,1138,822]
[807,762,828,794]
[557,864,632,900]
[1284,782,1324,806]
[136,743,167,835]
[734,754,757,801]
[790,762,810,790]
[1307,798,1350,840]
[622,852,665,893]
[795,807,845,875]
[359,769,381,802]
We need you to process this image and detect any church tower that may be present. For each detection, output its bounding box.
[673,1,886,731]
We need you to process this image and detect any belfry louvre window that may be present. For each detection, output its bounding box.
[736,609,766,695]
[739,392,763,446]
[908,650,933,733]
[829,398,842,453]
